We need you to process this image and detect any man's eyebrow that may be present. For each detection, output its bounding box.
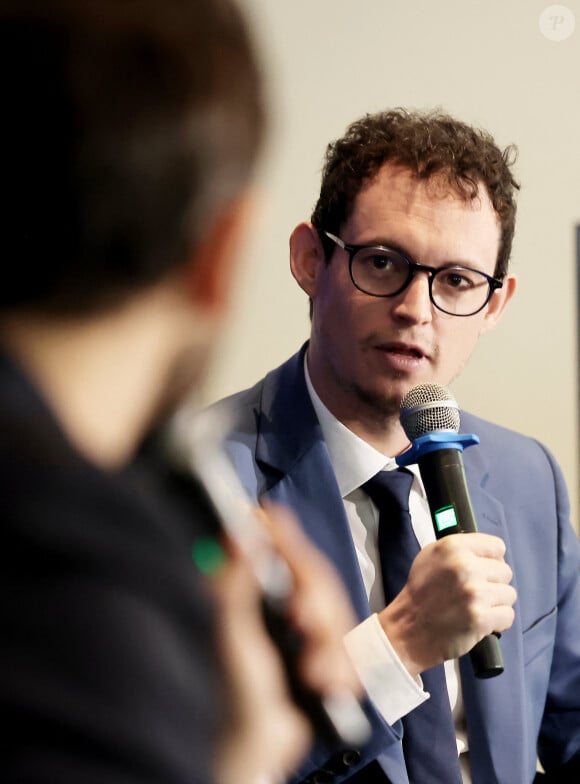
[355,236,449,265]
[353,236,488,272]
[351,236,412,256]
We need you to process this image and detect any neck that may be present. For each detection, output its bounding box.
[306,354,410,458]
[333,405,411,458]
[0,283,202,469]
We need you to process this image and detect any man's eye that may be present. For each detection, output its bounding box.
[360,252,396,272]
[440,270,475,289]
[447,273,468,287]
[372,256,393,270]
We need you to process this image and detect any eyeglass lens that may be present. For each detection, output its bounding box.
[351,247,492,316]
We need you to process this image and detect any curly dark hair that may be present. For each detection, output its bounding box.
[311,109,519,280]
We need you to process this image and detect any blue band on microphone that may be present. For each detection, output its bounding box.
[396,432,480,467]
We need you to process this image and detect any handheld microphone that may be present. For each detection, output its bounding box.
[396,383,504,679]
[166,405,372,749]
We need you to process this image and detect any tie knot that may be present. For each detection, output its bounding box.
[363,468,414,513]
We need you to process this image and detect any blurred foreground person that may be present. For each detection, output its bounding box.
[0,1,361,782]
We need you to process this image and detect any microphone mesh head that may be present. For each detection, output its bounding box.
[399,383,460,440]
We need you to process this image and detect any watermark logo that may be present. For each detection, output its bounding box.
[539,4,576,40]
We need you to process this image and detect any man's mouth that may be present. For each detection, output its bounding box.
[381,342,427,360]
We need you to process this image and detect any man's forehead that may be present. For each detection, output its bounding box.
[358,162,491,209]
[342,161,502,270]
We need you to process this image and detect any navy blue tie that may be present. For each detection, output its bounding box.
[363,469,463,784]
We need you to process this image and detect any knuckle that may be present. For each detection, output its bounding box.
[458,579,482,616]
[466,600,484,629]
[495,536,507,556]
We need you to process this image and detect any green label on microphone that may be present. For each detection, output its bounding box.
[434,505,458,532]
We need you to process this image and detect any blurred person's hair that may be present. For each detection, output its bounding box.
[311,109,519,280]
[0,0,264,315]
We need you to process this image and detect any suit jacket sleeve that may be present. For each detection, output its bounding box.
[536,443,580,774]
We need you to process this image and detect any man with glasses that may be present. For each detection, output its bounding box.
[215,109,580,782]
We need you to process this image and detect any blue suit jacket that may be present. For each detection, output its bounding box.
[217,346,580,784]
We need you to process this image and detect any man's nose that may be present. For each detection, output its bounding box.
[390,271,433,324]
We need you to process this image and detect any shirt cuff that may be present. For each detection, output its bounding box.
[344,613,428,725]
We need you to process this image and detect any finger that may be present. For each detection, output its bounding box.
[261,503,339,582]
[480,556,513,585]
[483,604,516,635]
[260,502,362,696]
[476,580,518,608]
[445,531,507,559]
[208,543,259,608]
[261,502,356,634]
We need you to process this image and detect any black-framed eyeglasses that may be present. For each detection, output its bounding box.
[322,230,503,318]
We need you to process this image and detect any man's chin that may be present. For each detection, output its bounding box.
[353,382,405,421]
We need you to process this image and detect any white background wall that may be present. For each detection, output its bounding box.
[201,0,580,530]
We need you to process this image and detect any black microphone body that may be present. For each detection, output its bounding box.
[416,447,504,678]
[398,383,504,679]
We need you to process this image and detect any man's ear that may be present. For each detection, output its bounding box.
[289,222,326,297]
[479,272,517,335]
[183,193,254,316]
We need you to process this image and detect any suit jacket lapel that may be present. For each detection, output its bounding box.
[461,435,528,783]
[254,347,372,621]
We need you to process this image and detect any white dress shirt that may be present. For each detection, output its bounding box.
[304,364,470,777]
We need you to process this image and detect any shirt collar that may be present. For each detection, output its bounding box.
[303,356,420,498]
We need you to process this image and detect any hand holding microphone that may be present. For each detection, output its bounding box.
[392,382,516,678]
